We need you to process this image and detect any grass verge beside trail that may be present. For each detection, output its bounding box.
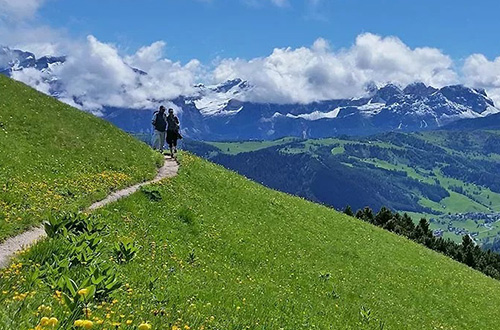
[0,75,162,240]
[2,154,500,329]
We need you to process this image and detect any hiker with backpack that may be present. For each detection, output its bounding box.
[166,108,182,158]
[151,105,168,152]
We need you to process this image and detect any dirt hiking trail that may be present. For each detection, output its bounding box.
[0,157,179,268]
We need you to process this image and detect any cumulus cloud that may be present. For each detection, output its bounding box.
[213,33,458,103]
[43,36,201,111]
[8,30,500,109]
[11,67,51,94]
[4,32,468,108]
[463,54,500,106]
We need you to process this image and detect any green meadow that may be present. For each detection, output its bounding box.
[3,154,500,329]
[2,75,500,329]
[0,75,162,240]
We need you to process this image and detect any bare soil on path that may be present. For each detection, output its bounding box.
[0,157,178,268]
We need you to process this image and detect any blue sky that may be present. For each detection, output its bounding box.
[35,0,500,63]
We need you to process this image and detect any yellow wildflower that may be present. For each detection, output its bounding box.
[48,317,58,326]
[82,320,93,329]
[139,323,152,330]
[40,317,50,326]
[78,288,89,296]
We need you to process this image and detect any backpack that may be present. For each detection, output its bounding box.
[153,112,167,131]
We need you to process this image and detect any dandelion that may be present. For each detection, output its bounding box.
[139,323,152,330]
[74,320,84,327]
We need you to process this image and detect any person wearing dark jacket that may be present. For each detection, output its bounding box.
[151,105,168,152]
[166,108,182,158]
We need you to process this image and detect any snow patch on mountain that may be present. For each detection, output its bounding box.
[285,108,342,121]
[358,102,385,117]
[190,79,252,116]
[483,106,500,116]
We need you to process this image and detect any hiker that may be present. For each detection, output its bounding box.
[151,105,168,152]
[166,108,182,158]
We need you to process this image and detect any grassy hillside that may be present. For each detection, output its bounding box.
[185,132,500,245]
[0,75,162,240]
[3,154,500,329]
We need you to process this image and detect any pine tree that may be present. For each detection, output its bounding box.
[361,207,375,223]
[343,205,354,217]
[375,207,393,227]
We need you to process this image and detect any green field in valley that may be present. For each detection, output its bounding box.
[189,132,500,247]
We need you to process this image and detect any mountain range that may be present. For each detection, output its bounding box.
[1,46,499,140]
[0,46,65,77]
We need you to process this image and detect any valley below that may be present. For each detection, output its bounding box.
[183,130,500,250]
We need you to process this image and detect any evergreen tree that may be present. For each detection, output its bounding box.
[343,205,354,217]
[401,213,416,234]
[375,207,393,227]
[462,235,473,249]
[361,207,375,224]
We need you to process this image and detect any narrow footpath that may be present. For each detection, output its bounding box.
[0,157,179,268]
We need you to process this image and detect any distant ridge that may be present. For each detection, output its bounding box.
[2,45,500,140]
[443,112,500,130]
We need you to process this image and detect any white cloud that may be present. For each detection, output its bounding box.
[0,0,65,58]
[45,36,200,111]
[0,0,46,20]
[11,67,51,94]
[0,24,66,57]
[463,54,500,106]
[213,33,458,103]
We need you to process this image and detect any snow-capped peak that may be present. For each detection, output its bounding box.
[190,78,252,116]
